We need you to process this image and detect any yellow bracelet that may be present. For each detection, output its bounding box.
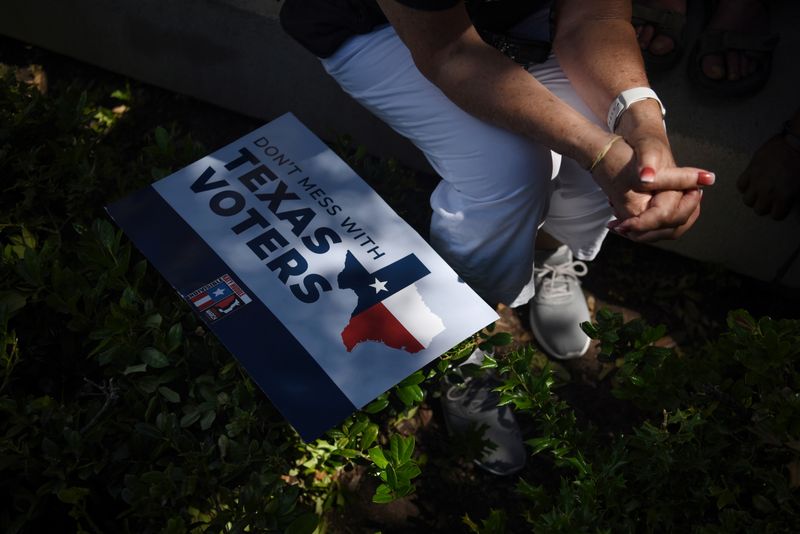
[588,135,623,173]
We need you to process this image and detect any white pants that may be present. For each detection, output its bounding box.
[321,23,613,307]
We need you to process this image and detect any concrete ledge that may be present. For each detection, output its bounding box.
[1,0,427,168]
[2,0,799,286]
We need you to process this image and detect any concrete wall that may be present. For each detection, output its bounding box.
[2,0,799,286]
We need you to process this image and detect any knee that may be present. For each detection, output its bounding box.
[449,140,554,206]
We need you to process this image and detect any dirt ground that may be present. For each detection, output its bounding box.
[4,35,800,533]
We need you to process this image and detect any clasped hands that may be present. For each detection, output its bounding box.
[592,132,715,242]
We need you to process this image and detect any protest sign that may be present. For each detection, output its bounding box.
[107,113,498,440]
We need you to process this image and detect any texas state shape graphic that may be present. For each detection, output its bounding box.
[337,251,445,353]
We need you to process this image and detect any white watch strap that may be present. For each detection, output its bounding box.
[606,87,666,132]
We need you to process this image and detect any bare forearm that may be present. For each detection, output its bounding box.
[377,0,614,168]
[553,1,649,124]
[425,38,611,168]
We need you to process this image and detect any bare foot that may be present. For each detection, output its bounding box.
[701,0,770,81]
[738,113,800,220]
[634,0,686,57]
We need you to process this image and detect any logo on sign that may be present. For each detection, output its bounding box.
[187,274,252,322]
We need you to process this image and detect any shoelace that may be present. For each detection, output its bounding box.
[534,260,588,302]
[446,376,476,402]
[445,375,497,412]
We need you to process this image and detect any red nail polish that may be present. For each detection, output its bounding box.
[640,167,656,183]
[698,171,715,185]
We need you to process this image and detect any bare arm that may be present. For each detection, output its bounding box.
[554,0,709,240]
[377,0,709,239]
[377,0,614,169]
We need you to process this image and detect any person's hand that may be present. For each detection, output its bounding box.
[592,134,715,242]
[737,133,800,220]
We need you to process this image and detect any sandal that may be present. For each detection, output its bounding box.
[687,28,779,96]
[632,2,688,71]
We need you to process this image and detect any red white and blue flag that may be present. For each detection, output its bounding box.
[188,274,252,322]
[338,251,444,353]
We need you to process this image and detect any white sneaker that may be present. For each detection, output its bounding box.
[528,245,591,359]
[440,350,526,476]
[441,372,526,476]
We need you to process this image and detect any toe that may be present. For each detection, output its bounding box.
[701,53,726,80]
[650,34,676,55]
[638,24,655,49]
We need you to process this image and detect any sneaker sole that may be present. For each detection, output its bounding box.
[528,314,591,360]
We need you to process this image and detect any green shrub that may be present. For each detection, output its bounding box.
[0,65,457,532]
[5,58,798,534]
[472,309,800,533]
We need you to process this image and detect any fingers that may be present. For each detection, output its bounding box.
[612,189,702,241]
[627,204,702,242]
[635,166,715,192]
[629,138,713,191]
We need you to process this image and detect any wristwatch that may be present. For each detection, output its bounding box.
[607,87,666,133]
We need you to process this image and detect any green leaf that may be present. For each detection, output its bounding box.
[526,437,559,456]
[385,463,399,488]
[0,290,27,314]
[372,483,394,503]
[752,495,776,513]
[388,435,415,465]
[137,373,172,394]
[180,408,202,428]
[93,219,116,251]
[285,513,319,534]
[488,332,513,346]
[463,514,481,533]
[154,126,170,152]
[480,353,498,369]
[166,323,183,352]
[336,448,360,459]
[140,347,169,368]
[363,396,389,414]
[395,384,424,407]
[21,226,37,248]
[361,424,379,450]
[398,370,425,387]
[57,486,89,504]
[368,447,388,469]
[349,417,369,437]
[110,86,131,101]
[217,434,229,460]
[200,410,216,430]
[124,363,147,375]
[119,286,138,310]
[144,313,162,329]
[398,436,415,464]
[395,463,422,481]
[158,386,180,403]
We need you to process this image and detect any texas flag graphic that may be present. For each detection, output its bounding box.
[338,251,446,353]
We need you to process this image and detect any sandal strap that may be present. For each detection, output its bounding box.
[632,4,686,37]
[696,29,780,54]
